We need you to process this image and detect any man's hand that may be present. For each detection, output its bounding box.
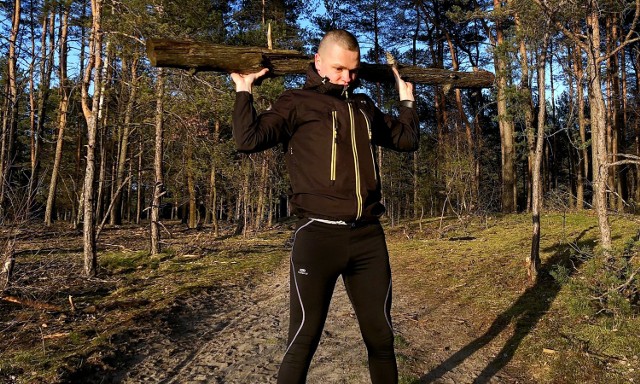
[391,66,414,102]
[230,68,270,93]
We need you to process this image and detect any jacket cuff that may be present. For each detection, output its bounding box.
[399,100,415,109]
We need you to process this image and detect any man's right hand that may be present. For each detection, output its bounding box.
[230,68,270,93]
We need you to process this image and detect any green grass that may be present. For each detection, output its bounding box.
[386,211,640,383]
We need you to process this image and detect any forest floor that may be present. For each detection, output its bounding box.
[1,212,639,384]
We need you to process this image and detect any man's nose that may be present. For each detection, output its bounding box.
[341,70,351,83]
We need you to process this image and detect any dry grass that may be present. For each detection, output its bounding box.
[1,213,639,383]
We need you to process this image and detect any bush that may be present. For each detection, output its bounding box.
[552,240,639,319]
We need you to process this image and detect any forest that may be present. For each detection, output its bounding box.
[0,0,637,271]
[1,0,640,383]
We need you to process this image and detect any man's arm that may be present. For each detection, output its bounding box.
[231,69,290,153]
[392,66,414,103]
[370,67,419,151]
[230,68,269,94]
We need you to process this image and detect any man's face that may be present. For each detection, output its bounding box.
[314,43,360,86]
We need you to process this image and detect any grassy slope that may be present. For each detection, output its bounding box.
[387,212,640,383]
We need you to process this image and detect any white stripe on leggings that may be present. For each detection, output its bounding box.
[283,219,315,356]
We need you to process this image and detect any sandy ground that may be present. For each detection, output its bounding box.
[94,253,529,384]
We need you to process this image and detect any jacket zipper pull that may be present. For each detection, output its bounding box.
[342,85,349,99]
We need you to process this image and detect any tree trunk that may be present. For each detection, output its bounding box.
[146,39,494,88]
[96,43,113,223]
[112,55,139,225]
[150,68,166,256]
[0,0,21,219]
[27,9,55,216]
[209,120,220,237]
[494,0,517,213]
[28,9,53,217]
[1,238,15,293]
[635,51,640,205]
[514,10,535,212]
[81,0,104,277]
[256,153,269,230]
[44,5,70,226]
[135,136,144,224]
[606,14,620,211]
[186,139,197,229]
[529,29,550,282]
[574,39,587,210]
[585,5,612,253]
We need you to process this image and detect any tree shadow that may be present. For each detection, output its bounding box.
[420,226,597,383]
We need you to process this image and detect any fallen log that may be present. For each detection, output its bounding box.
[146,39,494,89]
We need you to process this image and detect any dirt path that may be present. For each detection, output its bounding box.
[108,256,528,384]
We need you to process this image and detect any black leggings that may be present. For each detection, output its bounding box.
[277,219,397,384]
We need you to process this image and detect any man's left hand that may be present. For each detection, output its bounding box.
[392,67,414,102]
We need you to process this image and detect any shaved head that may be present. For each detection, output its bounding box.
[318,29,360,56]
[314,30,361,86]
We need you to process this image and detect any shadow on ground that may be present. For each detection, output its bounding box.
[420,227,597,383]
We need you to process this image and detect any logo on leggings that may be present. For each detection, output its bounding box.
[297,268,309,275]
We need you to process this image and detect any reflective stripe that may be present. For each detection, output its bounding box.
[348,103,363,220]
[331,111,338,182]
[284,219,315,356]
[384,279,394,334]
[309,217,349,226]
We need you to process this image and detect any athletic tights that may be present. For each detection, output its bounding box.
[277,218,397,384]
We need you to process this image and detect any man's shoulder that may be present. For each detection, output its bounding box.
[350,92,372,102]
[276,88,314,101]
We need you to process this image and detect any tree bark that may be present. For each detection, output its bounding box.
[96,42,113,223]
[80,0,104,277]
[186,138,197,229]
[256,153,269,230]
[44,4,71,226]
[112,55,140,225]
[514,9,535,212]
[208,120,220,237]
[584,4,612,252]
[150,68,166,256]
[574,38,587,210]
[135,136,144,224]
[494,0,517,213]
[28,9,55,216]
[529,28,550,282]
[146,39,494,88]
[0,0,21,219]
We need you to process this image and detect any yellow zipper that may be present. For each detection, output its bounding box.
[348,103,363,220]
[331,111,337,182]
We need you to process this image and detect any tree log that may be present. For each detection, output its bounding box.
[146,39,495,89]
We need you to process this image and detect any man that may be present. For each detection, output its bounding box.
[231,29,419,384]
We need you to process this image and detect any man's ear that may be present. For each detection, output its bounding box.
[314,53,322,74]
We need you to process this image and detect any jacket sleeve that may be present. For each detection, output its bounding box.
[232,91,293,153]
[370,99,420,152]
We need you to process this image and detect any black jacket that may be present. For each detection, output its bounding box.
[233,64,419,222]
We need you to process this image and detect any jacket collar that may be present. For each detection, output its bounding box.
[302,63,360,98]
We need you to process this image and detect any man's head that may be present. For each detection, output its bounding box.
[314,30,360,86]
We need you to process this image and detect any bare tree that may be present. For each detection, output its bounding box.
[150,68,166,256]
[0,0,22,220]
[45,3,71,226]
[80,0,105,276]
[529,24,551,281]
[111,54,140,225]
